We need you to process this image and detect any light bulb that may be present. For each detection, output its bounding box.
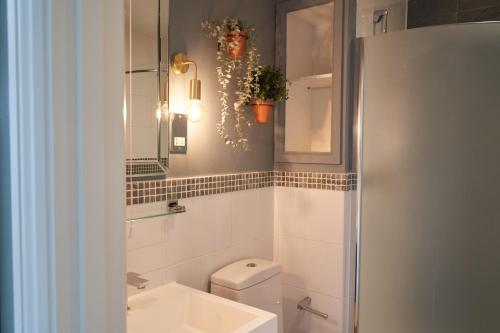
[186,99,204,122]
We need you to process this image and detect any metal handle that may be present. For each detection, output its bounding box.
[373,9,389,34]
[297,297,328,320]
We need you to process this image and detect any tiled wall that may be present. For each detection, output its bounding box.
[125,171,357,333]
[275,187,356,333]
[126,187,274,297]
[126,171,356,205]
[408,0,500,28]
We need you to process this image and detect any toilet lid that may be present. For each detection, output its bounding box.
[211,258,281,291]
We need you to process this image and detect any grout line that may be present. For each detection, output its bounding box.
[282,282,346,300]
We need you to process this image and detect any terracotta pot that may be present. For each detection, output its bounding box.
[252,100,274,124]
[225,31,247,60]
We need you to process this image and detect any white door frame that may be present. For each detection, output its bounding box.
[7,0,126,332]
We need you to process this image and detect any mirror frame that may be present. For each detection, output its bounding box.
[125,0,170,181]
[275,0,353,169]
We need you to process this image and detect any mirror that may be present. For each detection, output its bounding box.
[284,2,333,153]
[124,0,169,180]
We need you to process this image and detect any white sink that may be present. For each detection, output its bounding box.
[127,282,277,333]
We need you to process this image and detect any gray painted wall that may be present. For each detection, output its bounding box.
[0,0,13,331]
[167,0,276,177]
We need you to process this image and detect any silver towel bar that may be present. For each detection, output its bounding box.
[297,297,328,319]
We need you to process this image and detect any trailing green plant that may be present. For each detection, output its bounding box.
[250,66,288,102]
[201,17,261,151]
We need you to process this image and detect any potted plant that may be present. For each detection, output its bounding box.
[202,17,249,60]
[202,17,261,150]
[249,66,288,124]
[224,19,247,60]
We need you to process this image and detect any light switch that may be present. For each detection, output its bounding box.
[170,114,187,154]
[174,137,185,147]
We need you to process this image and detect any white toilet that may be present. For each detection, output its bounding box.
[211,258,284,333]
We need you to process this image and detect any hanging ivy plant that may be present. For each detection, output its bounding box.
[201,17,261,151]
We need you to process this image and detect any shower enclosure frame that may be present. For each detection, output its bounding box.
[352,21,500,333]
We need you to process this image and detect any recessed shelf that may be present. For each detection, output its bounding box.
[289,73,332,89]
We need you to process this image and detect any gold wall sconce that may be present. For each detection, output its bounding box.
[170,52,204,122]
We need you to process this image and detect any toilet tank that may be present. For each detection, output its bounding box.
[210,259,283,333]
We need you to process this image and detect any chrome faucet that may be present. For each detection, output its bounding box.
[127,272,149,289]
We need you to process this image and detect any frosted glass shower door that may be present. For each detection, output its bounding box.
[357,23,500,333]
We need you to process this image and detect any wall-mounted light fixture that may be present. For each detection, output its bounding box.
[170,52,204,122]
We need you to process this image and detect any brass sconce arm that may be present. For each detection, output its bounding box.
[171,52,201,100]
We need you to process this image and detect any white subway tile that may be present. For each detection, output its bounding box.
[273,235,280,262]
[164,257,202,290]
[256,236,275,261]
[258,187,275,239]
[303,240,342,297]
[127,243,165,274]
[279,235,306,288]
[302,190,345,244]
[276,187,305,238]
[231,190,260,244]
[200,250,234,292]
[213,193,232,250]
[230,241,258,262]
[126,216,165,251]
[282,284,343,333]
[164,197,216,265]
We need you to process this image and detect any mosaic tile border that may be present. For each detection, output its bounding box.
[126,171,273,206]
[126,171,357,206]
[273,171,357,191]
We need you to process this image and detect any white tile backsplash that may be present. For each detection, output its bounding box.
[126,187,274,297]
[275,187,353,333]
[164,257,202,290]
[231,189,262,244]
[126,185,354,333]
[282,284,343,333]
[256,235,274,261]
[126,242,165,274]
[303,190,346,244]
[276,187,305,238]
[279,235,307,288]
[213,193,232,250]
[126,216,164,251]
[200,249,234,292]
[303,240,340,297]
[164,197,217,265]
